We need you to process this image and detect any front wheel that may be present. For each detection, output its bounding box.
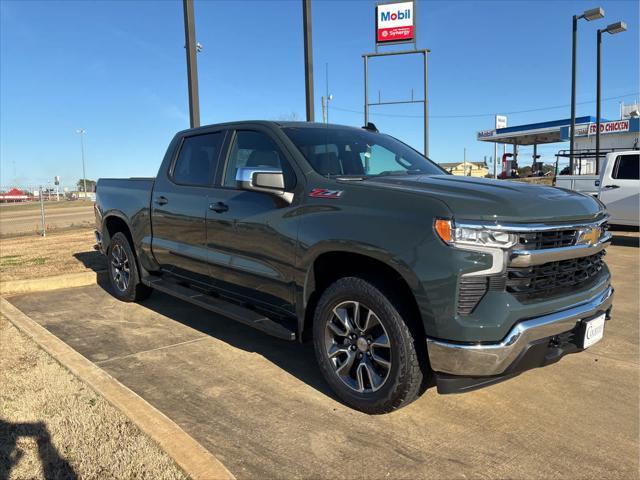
[312,277,425,414]
[107,232,152,302]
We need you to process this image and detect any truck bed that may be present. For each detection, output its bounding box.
[96,177,155,238]
[554,175,599,196]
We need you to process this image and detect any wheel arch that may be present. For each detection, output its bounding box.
[102,212,134,252]
[298,249,425,342]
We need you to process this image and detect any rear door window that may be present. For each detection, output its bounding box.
[613,154,639,180]
[172,132,225,186]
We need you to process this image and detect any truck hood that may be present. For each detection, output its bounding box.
[364,174,604,223]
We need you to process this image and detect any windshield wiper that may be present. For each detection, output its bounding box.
[370,169,425,177]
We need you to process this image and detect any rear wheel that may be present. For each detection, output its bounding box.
[312,276,425,414]
[107,232,152,302]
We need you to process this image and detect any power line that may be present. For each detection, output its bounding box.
[331,92,639,120]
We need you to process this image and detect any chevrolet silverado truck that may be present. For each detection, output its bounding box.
[95,121,614,414]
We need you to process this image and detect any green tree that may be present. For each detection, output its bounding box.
[77,179,97,192]
[517,166,532,177]
[541,164,555,175]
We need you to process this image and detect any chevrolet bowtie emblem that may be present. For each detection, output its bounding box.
[579,227,601,246]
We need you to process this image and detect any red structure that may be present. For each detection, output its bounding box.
[0,188,30,203]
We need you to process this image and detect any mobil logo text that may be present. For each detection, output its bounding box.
[380,8,411,23]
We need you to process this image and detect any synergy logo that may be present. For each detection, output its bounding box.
[376,1,415,44]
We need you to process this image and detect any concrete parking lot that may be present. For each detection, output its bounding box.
[6,232,639,479]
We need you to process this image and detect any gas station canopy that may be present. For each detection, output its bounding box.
[477,116,598,145]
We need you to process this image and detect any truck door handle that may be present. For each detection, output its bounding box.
[209,202,229,213]
[603,184,620,190]
[154,196,169,205]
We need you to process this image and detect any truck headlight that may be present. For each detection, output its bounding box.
[434,219,515,276]
[434,219,517,249]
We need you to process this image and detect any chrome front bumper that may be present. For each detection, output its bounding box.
[427,286,614,377]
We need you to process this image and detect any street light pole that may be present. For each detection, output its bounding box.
[570,15,578,173]
[596,28,602,174]
[76,129,87,198]
[570,7,604,174]
[596,21,627,174]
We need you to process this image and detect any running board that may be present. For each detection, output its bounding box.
[143,277,296,341]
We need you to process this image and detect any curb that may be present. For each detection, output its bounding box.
[0,271,106,296]
[1,297,235,480]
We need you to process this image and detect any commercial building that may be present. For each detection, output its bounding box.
[439,162,489,177]
[477,107,639,176]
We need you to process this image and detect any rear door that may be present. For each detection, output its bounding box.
[599,153,639,225]
[151,130,228,285]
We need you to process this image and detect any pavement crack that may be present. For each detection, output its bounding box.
[95,337,209,365]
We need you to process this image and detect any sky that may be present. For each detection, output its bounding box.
[1,0,638,188]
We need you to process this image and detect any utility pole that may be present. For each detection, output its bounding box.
[463,147,467,176]
[76,129,87,198]
[39,186,46,237]
[183,0,200,128]
[302,0,315,122]
[325,62,331,124]
[321,96,327,124]
[423,50,429,157]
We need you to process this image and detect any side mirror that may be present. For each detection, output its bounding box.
[236,167,293,203]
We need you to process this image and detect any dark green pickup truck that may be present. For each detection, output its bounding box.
[95,121,613,413]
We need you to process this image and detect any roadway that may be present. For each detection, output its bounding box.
[0,202,95,236]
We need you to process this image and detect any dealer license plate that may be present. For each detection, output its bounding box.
[582,314,606,349]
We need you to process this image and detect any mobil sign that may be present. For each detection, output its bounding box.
[376,1,415,44]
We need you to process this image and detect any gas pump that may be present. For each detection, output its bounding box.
[500,153,513,178]
[531,154,542,176]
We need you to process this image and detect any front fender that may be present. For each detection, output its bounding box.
[299,240,424,307]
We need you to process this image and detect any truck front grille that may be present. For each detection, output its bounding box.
[516,229,578,250]
[506,251,605,299]
[515,222,608,251]
[456,220,609,313]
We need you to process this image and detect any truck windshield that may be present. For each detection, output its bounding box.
[282,126,447,178]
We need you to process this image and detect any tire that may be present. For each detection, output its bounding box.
[107,232,152,302]
[312,276,426,414]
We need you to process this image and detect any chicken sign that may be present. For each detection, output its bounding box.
[376,1,415,45]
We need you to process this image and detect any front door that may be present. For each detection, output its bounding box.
[205,129,301,315]
[599,153,639,225]
[151,130,227,286]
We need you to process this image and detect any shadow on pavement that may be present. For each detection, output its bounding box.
[0,419,77,480]
[609,226,639,248]
[611,235,639,248]
[73,251,107,272]
[95,274,339,401]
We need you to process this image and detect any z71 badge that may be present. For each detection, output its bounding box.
[309,188,344,199]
